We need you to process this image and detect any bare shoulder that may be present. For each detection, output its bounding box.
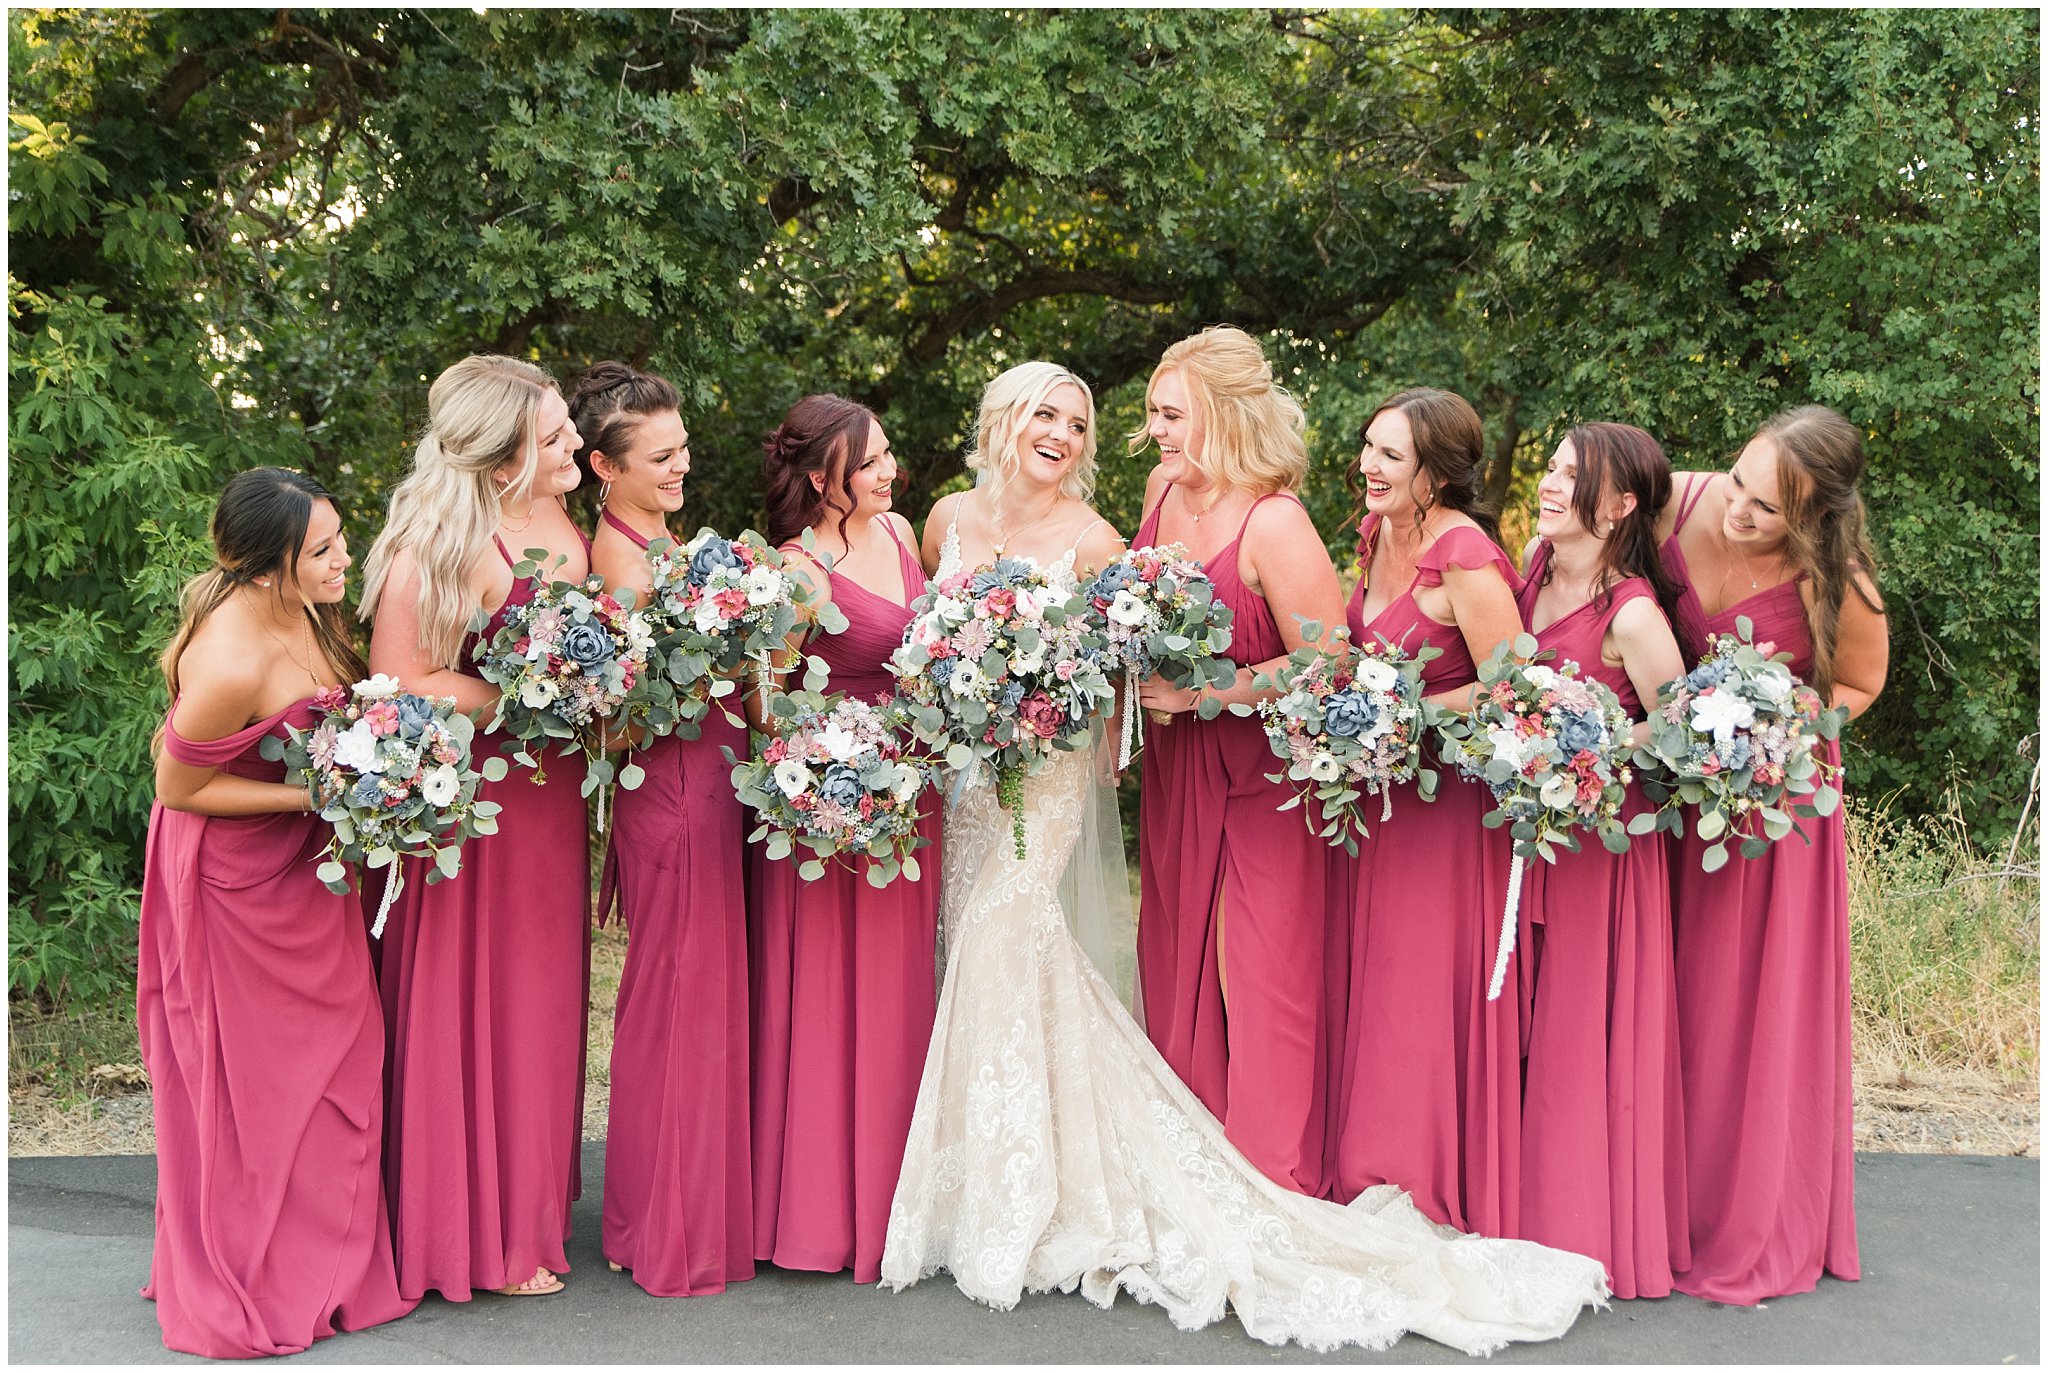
[1609,592,1671,642]
[170,612,273,735]
[1140,464,1171,522]
[1247,491,1324,542]
[1072,511,1128,578]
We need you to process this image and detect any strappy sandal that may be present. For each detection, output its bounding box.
[493,1266,565,1297]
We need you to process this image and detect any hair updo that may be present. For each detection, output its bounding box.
[1346,387,1500,544]
[762,394,880,547]
[568,360,682,501]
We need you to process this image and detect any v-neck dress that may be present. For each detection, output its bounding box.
[1133,491,1329,1197]
[1658,480,1859,1304]
[749,518,942,1283]
[375,533,593,1301]
[139,699,415,1356]
[595,510,754,1296]
[1324,515,1521,1237]
[1511,541,1688,1298]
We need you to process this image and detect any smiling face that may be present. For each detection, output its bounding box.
[290,499,351,606]
[817,419,897,521]
[1013,381,1091,491]
[593,409,691,513]
[1145,367,1208,487]
[1357,405,1432,521]
[1724,435,1794,551]
[527,389,584,498]
[1536,436,1636,543]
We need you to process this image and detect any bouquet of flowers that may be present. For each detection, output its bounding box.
[1250,624,1441,855]
[259,674,507,936]
[1437,634,1636,999]
[472,550,655,818]
[727,690,936,888]
[631,527,846,744]
[1081,543,1236,765]
[890,556,1117,858]
[1629,614,1846,872]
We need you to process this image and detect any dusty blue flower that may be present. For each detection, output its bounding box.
[1321,690,1380,739]
[819,763,863,810]
[396,694,437,738]
[562,623,615,674]
[1686,661,1729,693]
[1557,710,1605,755]
[688,538,742,585]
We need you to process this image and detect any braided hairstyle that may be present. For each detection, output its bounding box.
[567,360,682,513]
[762,394,881,548]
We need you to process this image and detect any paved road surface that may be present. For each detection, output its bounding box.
[9,1148,2036,1363]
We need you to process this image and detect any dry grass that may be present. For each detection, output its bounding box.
[13,807,2037,1158]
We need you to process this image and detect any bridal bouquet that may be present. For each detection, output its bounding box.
[632,527,846,743]
[890,556,1116,858]
[472,551,655,810]
[260,674,506,936]
[1080,543,1236,765]
[1250,625,1441,855]
[1630,615,1845,872]
[1437,635,1635,999]
[728,690,935,887]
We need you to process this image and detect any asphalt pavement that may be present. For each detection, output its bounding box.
[8,1147,2037,1364]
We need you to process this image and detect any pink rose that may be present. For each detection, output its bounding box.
[1054,660,1077,681]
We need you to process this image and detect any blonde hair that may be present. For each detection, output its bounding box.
[1128,325,1307,496]
[1755,404,1883,701]
[359,355,558,668]
[965,361,1099,504]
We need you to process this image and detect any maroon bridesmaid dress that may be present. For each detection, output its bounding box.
[1134,491,1328,1196]
[139,700,415,1356]
[596,511,754,1295]
[1324,515,1521,1233]
[376,535,592,1300]
[1511,541,1688,1297]
[749,518,941,1283]
[1659,480,1860,1304]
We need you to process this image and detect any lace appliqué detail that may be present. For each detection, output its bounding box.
[879,748,1610,1355]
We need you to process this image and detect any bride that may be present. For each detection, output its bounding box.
[878,363,1610,1355]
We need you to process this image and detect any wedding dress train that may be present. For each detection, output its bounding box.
[878,544,1609,1356]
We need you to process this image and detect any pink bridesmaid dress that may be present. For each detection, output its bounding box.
[376,535,592,1301]
[1659,480,1859,1304]
[596,511,754,1295]
[138,700,415,1357]
[1324,515,1521,1233]
[1511,541,1688,1298]
[1134,491,1328,1195]
[750,518,940,1283]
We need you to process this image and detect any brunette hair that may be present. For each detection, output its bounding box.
[568,360,682,505]
[358,354,559,668]
[1345,387,1500,543]
[1127,326,1307,497]
[1541,422,1686,629]
[762,393,881,547]
[157,468,368,746]
[1755,404,1883,700]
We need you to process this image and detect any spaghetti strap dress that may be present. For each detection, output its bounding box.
[749,518,942,1283]
[1325,516,1521,1235]
[375,534,593,1301]
[1134,491,1328,1196]
[595,510,754,1296]
[1658,479,1859,1304]
[1511,543,1688,1297]
[138,699,415,1357]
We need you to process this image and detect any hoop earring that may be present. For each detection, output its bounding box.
[598,480,613,506]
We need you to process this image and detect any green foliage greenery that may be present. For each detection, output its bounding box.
[9,8,2036,1009]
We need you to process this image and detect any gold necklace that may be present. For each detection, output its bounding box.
[258,600,322,689]
[991,490,1061,554]
[1184,484,1226,522]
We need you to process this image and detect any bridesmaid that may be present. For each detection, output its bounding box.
[1323,387,1525,1232]
[575,362,754,1296]
[140,467,414,1356]
[1655,404,1888,1304]
[749,394,942,1283]
[1513,423,1689,1297]
[1132,325,1348,1195]
[358,355,592,1300]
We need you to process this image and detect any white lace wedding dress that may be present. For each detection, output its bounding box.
[878,533,1610,1356]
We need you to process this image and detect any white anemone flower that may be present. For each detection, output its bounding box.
[420,765,461,807]
[949,661,985,697]
[1540,771,1579,810]
[745,566,783,606]
[772,759,815,798]
[1306,753,1343,783]
[1352,658,1398,693]
[1108,589,1150,626]
[519,676,562,709]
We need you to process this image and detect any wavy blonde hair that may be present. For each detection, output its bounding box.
[1128,325,1307,497]
[965,361,1099,504]
[359,355,558,668]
